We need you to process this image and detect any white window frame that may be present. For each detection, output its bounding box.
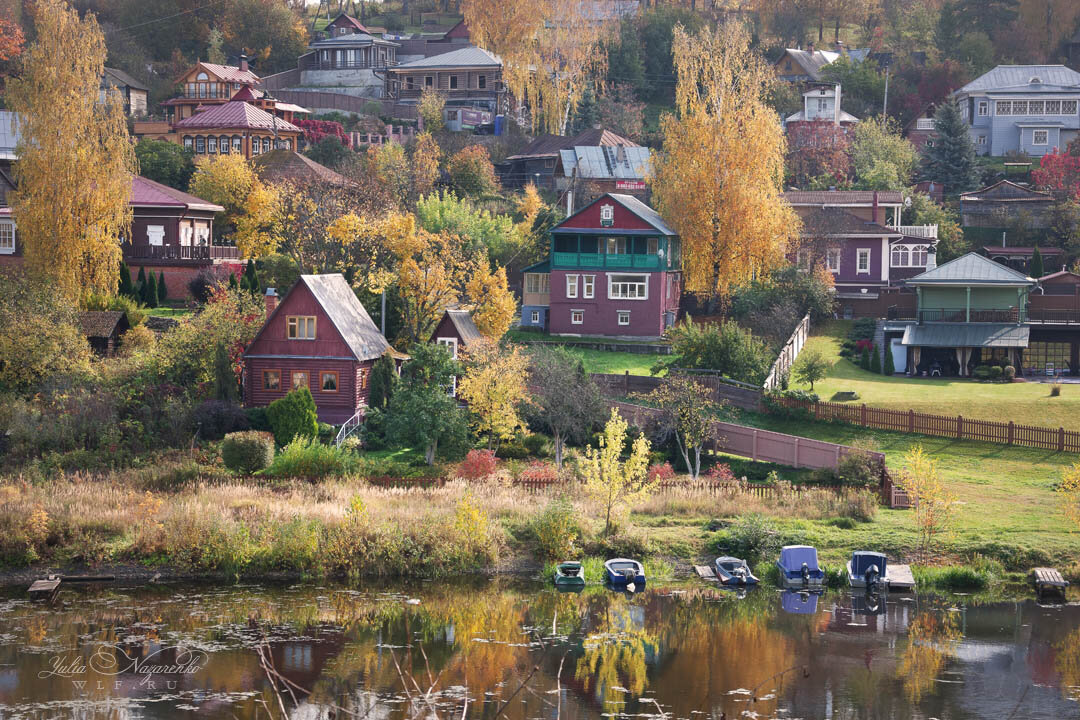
[606,236,627,254]
[617,310,630,326]
[565,274,579,299]
[0,220,14,254]
[826,248,841,273]
[530,310,540,323]
[582,274,595,299]
[978,100,988,116]
[977,135,987,146]
[856,248,871,274]
[608,273,649,300]
[600,204,614,224]
[180,224,193,247]
[147,225,165,246]
[525,273,550,294]
[570,309,583,325]
[1033,129,1049,146]
[437,336,458,359]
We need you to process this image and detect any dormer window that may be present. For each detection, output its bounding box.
[1030,77,1042,84]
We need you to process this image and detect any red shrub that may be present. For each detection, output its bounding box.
[648,462,676,483]
[295,119,352,149]
[518,460,560,485]
[855,338,875,351]
[705,463,736,482]
[457,449,497,480]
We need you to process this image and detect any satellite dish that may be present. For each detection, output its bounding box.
[904,196,912,208]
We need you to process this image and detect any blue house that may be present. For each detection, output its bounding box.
[951,65,1080,156]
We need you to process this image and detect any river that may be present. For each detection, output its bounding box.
[0,579,1077,719]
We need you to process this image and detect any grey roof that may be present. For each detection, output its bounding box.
[0,111,20,161]
[960,180,1052,202]
[394,45,500,69]
[610,193,676,236]
[777,48,841,81]
[955,65,1080,95]
[444,309,485,349]
[560,145,650,180]
[302,274,391,361]
[799,207,901,237]
[785,108,860,124]
[103,67,148,91]
[901,323,1030,348]
[906,252,1034,286]
[784,190,904,205]
[309,32,398,48]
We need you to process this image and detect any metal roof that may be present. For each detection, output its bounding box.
[560,145,650,180]
[799,207,901,237]
[199,62,261,84]
[901,323,1030,348]
[783,190,904,205]
[130,175,224,213]
[906,252,1034,286]
[610,193,675,236]
[301,274,391,361]
[103,67,148,91]
[506,128,637,161]
[955,65,1080,95]
[778,49,840,81]
[309,32,398,48]
[785,109,860,124]
[522,260,550,274]
[394,45,500,69]
[174,101,302,133]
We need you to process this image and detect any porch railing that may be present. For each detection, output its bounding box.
[551,252,663,270]
[916,307,1021,323]
[888,305,1080,324]
[123,244,240,261]
[896,224,938,239]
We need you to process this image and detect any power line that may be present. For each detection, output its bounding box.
[106,0,231,35]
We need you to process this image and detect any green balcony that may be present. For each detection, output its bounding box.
[552,252,664,270]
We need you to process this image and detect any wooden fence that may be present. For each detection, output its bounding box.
[764,313,810,391]
[513,475,851,498]
[776,397,1080,453]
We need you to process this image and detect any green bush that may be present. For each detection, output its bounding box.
[1003,365,1016,381]
[533,497,581,560]
[495,441,529,459]
[523,433,550,457]
[706,514,782,566]
[973,365,992,380]
[869,345,881,373]
[989,365,1003,380]
[266,387,319,446]
[585,531,654,559]
[221,431,275,474]
[317,422,335,444]
[860,345,871,370]
[264,437,359,479]
[245,407,271,431]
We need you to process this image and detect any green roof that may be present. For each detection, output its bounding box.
[906,252,1033,286]
[522,260,550,274]
[901,323,1030,348]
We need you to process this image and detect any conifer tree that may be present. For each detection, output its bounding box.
[860,344,871,371]
[884,344,895,375]
[143,271,158,308]
[870,343,882,373]
[157,271,167,303]
[136,265,146,292]
[368,351,398,411]
[1031,246,1044,278]
[212,341,239,402]
[244,259,259,295]
[925,100,980,195]
[228,272,239,290]
[118,262,133,297]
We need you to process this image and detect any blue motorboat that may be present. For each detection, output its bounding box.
[781,589,821,614]
[847,551,889,592]
[605,558,646,587]
[714,556,759,586]
[776,545,825,588]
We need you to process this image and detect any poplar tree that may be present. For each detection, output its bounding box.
[7,0,135,303]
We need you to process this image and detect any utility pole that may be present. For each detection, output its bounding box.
[882,65,890,116]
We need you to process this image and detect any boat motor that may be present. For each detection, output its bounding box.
[733,566,748,585]
[801,562,810,584]
[622,568,635,582]
[864,564,880,592]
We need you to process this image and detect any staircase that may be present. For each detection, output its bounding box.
[873,320,888,372]
[334,408,365,447]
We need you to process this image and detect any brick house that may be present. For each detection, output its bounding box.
[521,193,682,339]
[244,274,401,423]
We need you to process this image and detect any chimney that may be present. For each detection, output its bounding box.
[807,41,815,54]
[264,288,277,319]
[925,246,937,271]
[239,53,249,72]
[616,143,627,164]
[834,40,844,53]
[872,190,880,224]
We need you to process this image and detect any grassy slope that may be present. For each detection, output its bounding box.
[735,411,1080,566]
[567,348,659,376]
[798,320,1080,430]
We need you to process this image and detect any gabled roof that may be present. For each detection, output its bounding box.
[556,193,675,236]
[443,309,485,349]
[799,207,901,237]
[253,150,351,186]
[906,252,1034,286]
[776,48,841,81]
[329,13,369,33]
[783,190,905,205]
[130,175,224,213]
[174,101,302,133]
[78,311,129,339]
[103,67,148,91]
[252,274,390,362]
[960,179,1052,203]
[560,145,650,180]
[506,128,637,161]
[1039,270,1080,282]
[393,45,500,69]
[785,109,860,124]
[198,62,260,84]
[954,65,1080,95]
[310,31,397,49]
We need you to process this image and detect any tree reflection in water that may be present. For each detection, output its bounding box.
[1055,627,1080,700]
[898,608,961,703]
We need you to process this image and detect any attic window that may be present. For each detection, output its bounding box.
[1030,77,1042,84]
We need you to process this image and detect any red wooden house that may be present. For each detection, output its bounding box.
[244,274,400,423]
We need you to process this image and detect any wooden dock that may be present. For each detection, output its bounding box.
[694,565,717,580]
[28,577,61,601]
[887,564,916,592]
[1032,567,1069,598]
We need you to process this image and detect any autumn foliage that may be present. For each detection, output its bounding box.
[1032,146,1080,201]
[294,118,352,149]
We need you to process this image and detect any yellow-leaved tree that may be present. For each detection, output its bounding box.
[234,181,283,258]
[187,154,270,254]
[7,0,136,303]
[462,0,612,134]
[650,21,799,310]
[457,339,530,449]
[466,261,516,339]
[896,445,958,560]
[582,409,652,536]
[410,132,441,202]
[395,228,466,346]
[1059,462,1080,531]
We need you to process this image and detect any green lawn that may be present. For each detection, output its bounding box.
[567,348,661,376]
[796,321,1080,430]
[145,306,193,319]
[740,411,1080,566]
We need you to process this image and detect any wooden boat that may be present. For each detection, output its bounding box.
[776,545,825,588]
[847,551,889,591]
[605,558,646,587]
[714,556,759,586]
[553,561,586,587]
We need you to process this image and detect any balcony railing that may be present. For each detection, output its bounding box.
[552,252,664,270]
[917,307,1021,323]
[124,244,240,261]
[888,305,1080,324]
[897,224,938,239]
[311,59,398,71]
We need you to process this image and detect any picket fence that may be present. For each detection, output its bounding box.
[777,397,1080,453]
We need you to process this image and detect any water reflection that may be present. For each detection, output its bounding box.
[0,580,1077,719]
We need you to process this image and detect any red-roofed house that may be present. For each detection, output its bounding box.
[150,91,304,160]
[160,59,262,122]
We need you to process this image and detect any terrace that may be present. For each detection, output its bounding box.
[551,234,678,271]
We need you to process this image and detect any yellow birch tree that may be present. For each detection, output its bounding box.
[7,0,136,303]
[457,339,530,448]
[581,409,653,536]
[650,21,799,309]
[462,0,612,134]
[1059,462,1080,531]
[896,445,958,560]
[410,132,441,201]
[466,261,516,339]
